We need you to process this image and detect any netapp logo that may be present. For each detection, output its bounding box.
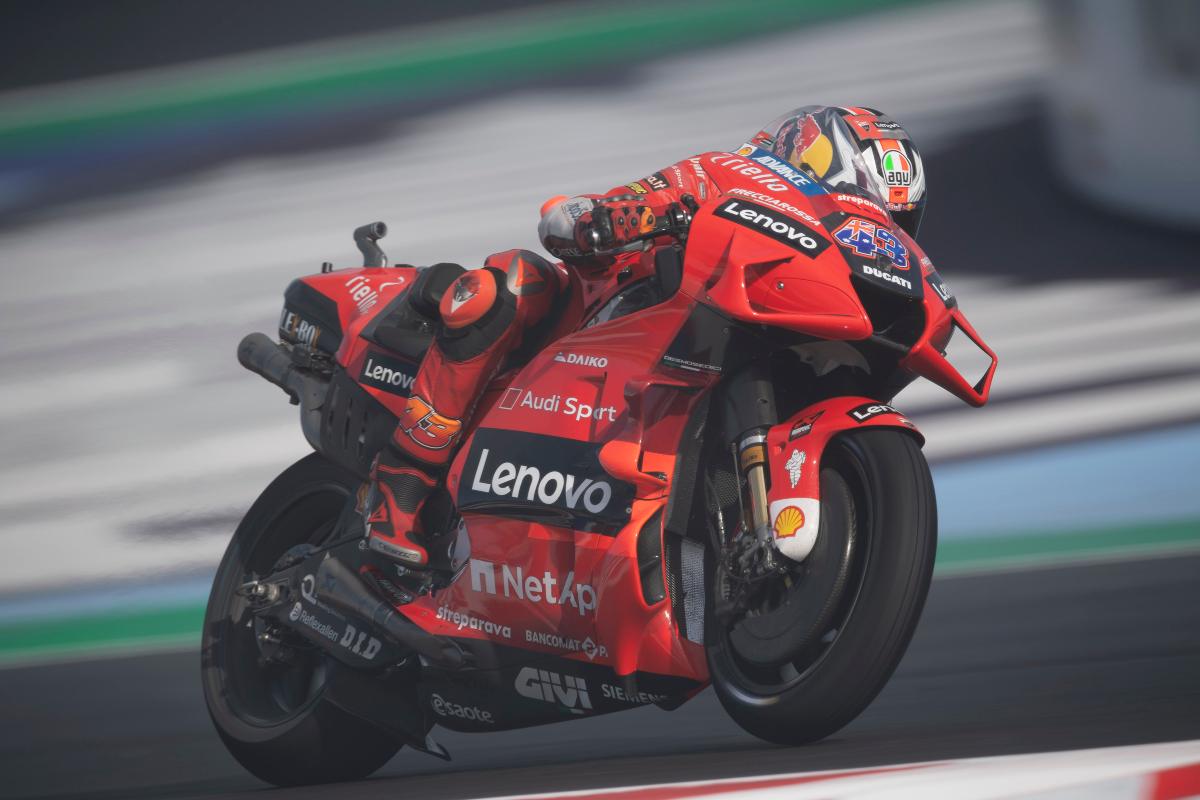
[515,667,593,714]
[861,264,913,290]
[359,351,418,396]
[716,199,829,257]
[457,430,634,533]
[469,559,597,616]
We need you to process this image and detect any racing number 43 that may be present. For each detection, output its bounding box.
[833,218,909,269]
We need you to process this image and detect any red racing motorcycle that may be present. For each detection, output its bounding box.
[203,154,996,786]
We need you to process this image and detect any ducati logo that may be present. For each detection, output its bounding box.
[861,264,913,290]
[515,667,593,714]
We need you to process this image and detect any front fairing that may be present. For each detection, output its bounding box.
[678,194,873,341]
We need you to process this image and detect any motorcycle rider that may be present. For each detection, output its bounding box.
[363,105,927,592]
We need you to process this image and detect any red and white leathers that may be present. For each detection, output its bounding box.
[366,156,735,569]
[366,249,565,568]
[368,106,916,573]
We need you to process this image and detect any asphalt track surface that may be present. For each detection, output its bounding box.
[5,553,1198,800]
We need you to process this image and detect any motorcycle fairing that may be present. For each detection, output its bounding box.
[415,643,703,732]
[395,291,719,684]
[902,248,997,407]
[763,395,923,562]
[677,192,874,341]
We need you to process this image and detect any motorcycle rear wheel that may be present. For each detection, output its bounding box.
[706,428,936,745]
[201,453,402,786]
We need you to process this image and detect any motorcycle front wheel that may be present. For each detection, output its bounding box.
[705,428,936,745]
[200,453,402,786]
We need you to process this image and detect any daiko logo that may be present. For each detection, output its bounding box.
[554,351,608,368]
[515,667,593,714]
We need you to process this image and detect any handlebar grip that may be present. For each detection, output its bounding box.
[353,221,389,267]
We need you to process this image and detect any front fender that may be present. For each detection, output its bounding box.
[763,396,922,562]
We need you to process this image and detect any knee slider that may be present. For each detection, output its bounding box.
[410,262,465,320]
[437,267,517,362]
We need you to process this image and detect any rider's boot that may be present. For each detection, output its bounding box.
[365,447,438,568]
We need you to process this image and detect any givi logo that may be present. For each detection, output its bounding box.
[515,667,593,714]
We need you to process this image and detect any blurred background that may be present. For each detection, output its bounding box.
[1,0,1197,797]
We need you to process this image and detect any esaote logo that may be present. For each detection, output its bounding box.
[515,667,593,714]
[430,694,494,724]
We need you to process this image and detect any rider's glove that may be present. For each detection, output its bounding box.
[577,197,658,253]
[539,195,658,260]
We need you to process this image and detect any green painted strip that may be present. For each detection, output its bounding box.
[0,0,931,153]
[3,517,1194,665]
[0,605,204,664]
[934,518,1200,573]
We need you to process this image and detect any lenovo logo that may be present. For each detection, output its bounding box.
[359,351,418,396]
[716,200,829,256]
[457,430,635,533]
[470,448,614,514]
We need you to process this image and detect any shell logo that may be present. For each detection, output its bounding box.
[736,144,755,156]
[773,505,806,538]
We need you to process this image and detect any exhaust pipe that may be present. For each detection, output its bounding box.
[315,555,468,669]
[237,332,326,451]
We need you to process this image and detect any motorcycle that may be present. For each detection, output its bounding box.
[202,159,996,787]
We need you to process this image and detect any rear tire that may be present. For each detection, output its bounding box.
[201,453,402,786]
[706,429,936,744]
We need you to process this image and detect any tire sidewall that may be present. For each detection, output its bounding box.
[707,429,937,743]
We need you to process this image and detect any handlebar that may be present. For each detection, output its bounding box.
[586,199,695,255]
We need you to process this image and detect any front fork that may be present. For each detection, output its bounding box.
[721,363,778,564]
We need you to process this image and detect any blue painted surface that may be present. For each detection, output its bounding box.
[933,424,1200,538]
[4,427,1198,623]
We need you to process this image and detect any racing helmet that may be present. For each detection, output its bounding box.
[749,105,927,238]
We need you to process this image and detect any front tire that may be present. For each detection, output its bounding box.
[706,429,936,744]
[201,453,402,786]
